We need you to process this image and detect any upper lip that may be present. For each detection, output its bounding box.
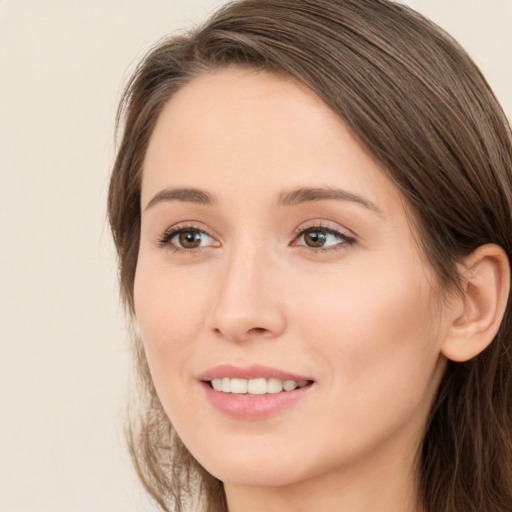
[198,364,313,382]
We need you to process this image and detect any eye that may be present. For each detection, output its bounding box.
[157,226,218,251]
[294,225,355,250]
[173,229,213,249]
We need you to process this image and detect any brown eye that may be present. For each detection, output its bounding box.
[295,226,354,250]
[303,230,328,247]
[168,229,215,250]
[178,230,202,248]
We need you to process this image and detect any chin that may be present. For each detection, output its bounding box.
[205,460,307,488]
[179,435,301,487]
[189,435,336,490]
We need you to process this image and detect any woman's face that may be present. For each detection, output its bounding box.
[135,68,450,490]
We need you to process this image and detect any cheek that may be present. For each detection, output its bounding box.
[276,262,445,476]
[296,257,444,425]
[134,256,208,339]
[133,262,207,403]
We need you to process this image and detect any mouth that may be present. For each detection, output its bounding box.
[198,365,315,419]
[207,377,313,395]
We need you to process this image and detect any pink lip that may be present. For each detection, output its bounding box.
[198,364,311,382]
[198,364,314,420]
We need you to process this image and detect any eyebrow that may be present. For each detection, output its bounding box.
[279,187,379,212]
[144,188,215,210]
[144,185,379,213]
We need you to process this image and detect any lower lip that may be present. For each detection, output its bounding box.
[201,381,313,419]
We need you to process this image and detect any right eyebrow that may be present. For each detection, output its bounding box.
[279,186,380,213]
[144,187,215,211]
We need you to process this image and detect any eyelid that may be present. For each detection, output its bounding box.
[293,221,356,239]
[291,221,357,250]
[155,222,220,251]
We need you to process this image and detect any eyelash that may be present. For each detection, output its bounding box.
[292,223,356,253]
[156,224,214,253]
[156,223,356,253]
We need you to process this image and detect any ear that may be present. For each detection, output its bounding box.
[441,244,510,362]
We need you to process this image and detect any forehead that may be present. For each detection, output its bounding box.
[141,67,401,216]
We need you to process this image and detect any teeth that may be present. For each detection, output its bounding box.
[210,377,310,395]
[267,378,283,394]
[247,378,267,395]
[230,378,248,394]
[221,377,231,393]
[283,380,298,391]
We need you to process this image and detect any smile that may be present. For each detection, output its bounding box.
[210,377,311,394]
[199,366,314,418]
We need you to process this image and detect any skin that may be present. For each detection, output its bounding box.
[134,68,458,512]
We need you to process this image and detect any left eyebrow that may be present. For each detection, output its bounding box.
[279,187,380,213]
[144,187,215,211]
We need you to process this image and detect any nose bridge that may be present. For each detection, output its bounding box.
[208,234,286,341]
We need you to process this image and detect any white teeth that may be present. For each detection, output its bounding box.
[267,378,283,394]
[221,377,231,393]
[247,378,267,395]
[230,378,248,394]
[210,377,310,394]
[283,380,298,391]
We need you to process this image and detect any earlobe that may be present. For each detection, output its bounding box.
[441,244,510,363]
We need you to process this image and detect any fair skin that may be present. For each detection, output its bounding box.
[134,68,509,512]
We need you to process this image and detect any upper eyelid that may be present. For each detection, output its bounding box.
[297,225,341,235]
[293,221,355,238]
[161,222,214,237]
[161,224,206,238]
[166,223,208,234]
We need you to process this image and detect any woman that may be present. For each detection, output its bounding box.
[108,0,512,511]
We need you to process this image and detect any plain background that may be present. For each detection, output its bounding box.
[0,1,511,511]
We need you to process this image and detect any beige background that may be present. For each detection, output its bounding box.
[0,1,510,511]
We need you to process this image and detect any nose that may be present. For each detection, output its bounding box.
[207,242,287,343]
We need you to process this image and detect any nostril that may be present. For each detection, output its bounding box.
[247,327,268,335]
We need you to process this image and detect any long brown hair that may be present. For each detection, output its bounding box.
[108,1,512,510]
